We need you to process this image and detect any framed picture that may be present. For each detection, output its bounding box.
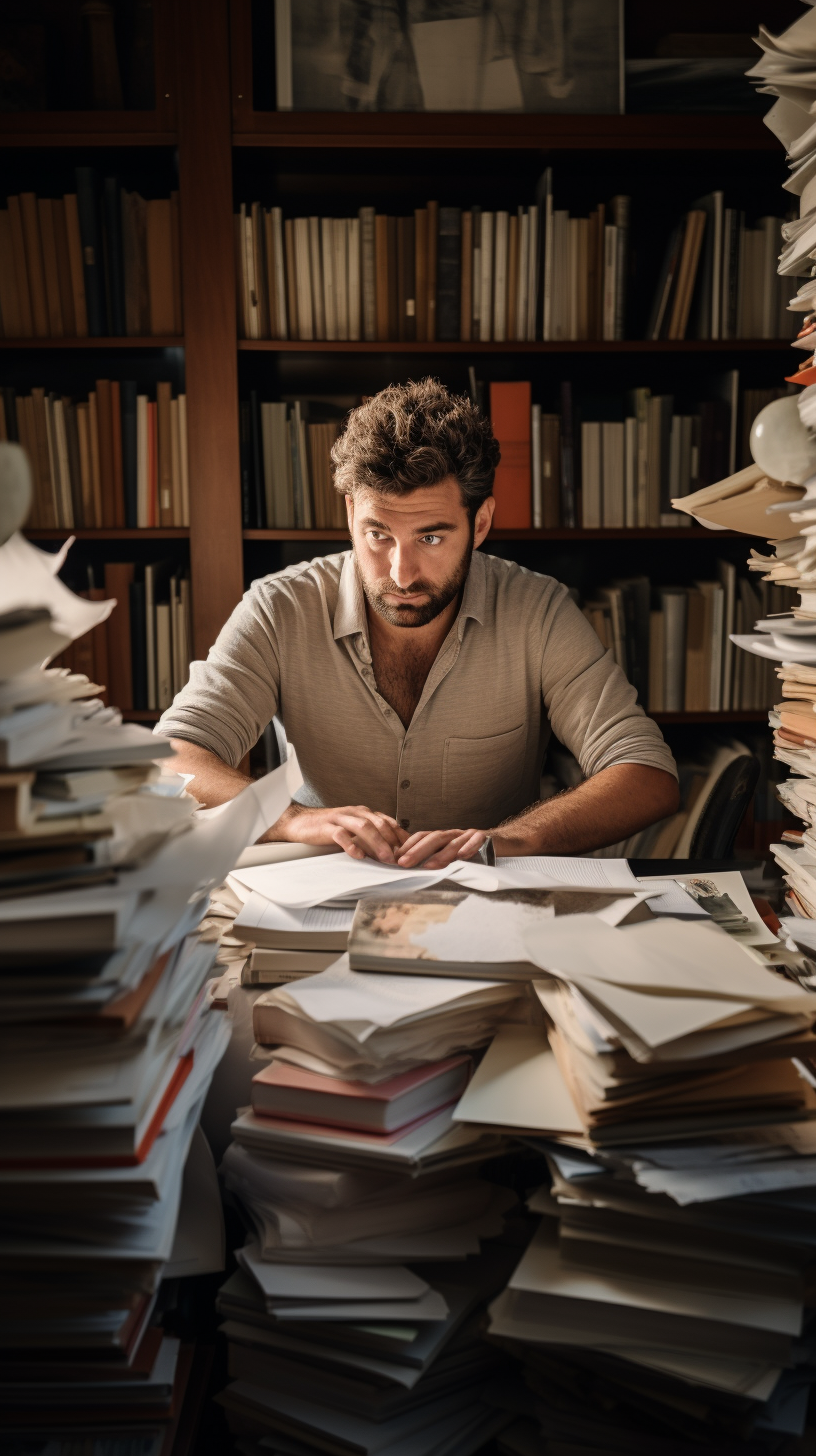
[274,1,624,115]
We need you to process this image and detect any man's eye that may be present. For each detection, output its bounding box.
[421,535,442,545]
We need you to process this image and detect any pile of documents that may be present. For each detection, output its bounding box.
[671,6,816,927]
[441,908,816,1450]
[215,952,525,1454]
[0,524,300,1450]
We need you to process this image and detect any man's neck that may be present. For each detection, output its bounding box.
[365,591,462,661]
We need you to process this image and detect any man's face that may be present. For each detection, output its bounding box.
[347,476,493,629]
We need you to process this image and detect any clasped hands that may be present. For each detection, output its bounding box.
[274,803,488,870]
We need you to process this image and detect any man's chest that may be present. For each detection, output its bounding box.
[369,641,438,728]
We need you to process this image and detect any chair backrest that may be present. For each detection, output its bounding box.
[687,753,760,860]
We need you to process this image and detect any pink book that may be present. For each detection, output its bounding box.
[251,1054,471,1135]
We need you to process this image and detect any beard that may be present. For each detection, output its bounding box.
[359,532,473,629]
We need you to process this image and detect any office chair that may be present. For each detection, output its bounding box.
[687,752,760,860]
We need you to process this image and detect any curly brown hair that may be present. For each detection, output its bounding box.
[331,378,501,516]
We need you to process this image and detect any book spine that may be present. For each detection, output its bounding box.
[507,212,518,342]
[559,382,576,530]
[104,562,135,711]
[120,381,138,528]
[272,207,288,339]
[19,192,49,338]
[426,200,438,343]
[7,196,33,337]
[75,167,107,336]
[61,194,88,337]
[251,388,265,528]
[479,211,493,342]
[157,380,174,527]
[611,194,629,341]
[102,176,126,336]
[129,580,147,710]
[38,199,64,337]
[334,217,349,342]
[94,378,114,526]
[531,402,542,529]
[359,207,376,343]
[493,211,508,343]
[109,379,124,528]
[436,206,461,343]
[459,210,472,343]
[308,216,325,340]
[490,381,532,529]
[347,217,360,342]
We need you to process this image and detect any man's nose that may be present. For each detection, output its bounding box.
[390,543,420,588]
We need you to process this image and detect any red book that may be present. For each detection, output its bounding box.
[251,1054,470,1134]
[490,380,532,529]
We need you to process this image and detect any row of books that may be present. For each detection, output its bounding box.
[0,173,181,340]
[240,393,346,531]
[578,383,783,529]
[53,561,192,714]
[1,381,189,530]
[235,199,544,345]
[238,377,781,533]
[582,572,794,714]
[647,196,794,342]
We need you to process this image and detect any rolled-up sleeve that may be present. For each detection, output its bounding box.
[540,587,678,782]
[154,582,281,767]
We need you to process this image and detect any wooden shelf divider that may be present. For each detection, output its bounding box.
[238,339,794,355]
[26,529,190,541]
[243,527,737,542]
[1,337,183,350]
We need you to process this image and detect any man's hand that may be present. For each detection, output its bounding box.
[270,803,409,863]
[396,827,488,870]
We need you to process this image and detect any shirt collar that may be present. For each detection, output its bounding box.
[332,547,486,643]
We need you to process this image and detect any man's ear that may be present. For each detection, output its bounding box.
[473,495,495,549]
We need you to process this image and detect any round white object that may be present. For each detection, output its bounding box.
[750,396,816,485]
[0,442,32,545]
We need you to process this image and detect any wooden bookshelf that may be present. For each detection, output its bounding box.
[243,527,739,542]
[238,340,795,355]
[0,338,184,350]
[4,0,790,722]
[27,529,190,541]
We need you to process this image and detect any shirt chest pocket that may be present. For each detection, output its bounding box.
[442,723,527,827]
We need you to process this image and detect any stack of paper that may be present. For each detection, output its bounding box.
[214,954,525,1452]
[0,531,300,1448]
[421,896,816,1448]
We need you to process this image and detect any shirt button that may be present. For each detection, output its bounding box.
[400,779,410,789]
[400,818,410,829]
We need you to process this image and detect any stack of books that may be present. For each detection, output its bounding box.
[0,171,181,339]
[239,393,347,531]
[0,522,245,1449]
[214,954,523,1451]
[2,379,189,530]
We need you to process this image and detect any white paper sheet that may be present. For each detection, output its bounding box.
[236,1242,429,1300]
[0,532,113,642]
[275,954,508,1029]
[496,856,640,890]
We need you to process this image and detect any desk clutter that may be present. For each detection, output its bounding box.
[0,511,300,1453]
[214,847,816,1455]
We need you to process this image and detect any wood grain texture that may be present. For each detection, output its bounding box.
[177,0,243,659]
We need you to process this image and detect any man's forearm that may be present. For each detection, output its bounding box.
[166,738,253,806]
[491,764,680,857]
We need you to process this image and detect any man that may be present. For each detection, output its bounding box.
[156,379,678,868]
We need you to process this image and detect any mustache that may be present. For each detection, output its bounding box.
[377,579,433,598]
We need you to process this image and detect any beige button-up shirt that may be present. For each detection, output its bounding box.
[155,550,676,831]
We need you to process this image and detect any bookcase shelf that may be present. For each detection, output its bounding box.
[0,129,178,148]
[26,529,190,541]
[238,340,793,355]
[243,528,736,542]
[1,338,184,350]
[231,113,777,154]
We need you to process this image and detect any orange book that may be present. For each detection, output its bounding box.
[490,381,532,529]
